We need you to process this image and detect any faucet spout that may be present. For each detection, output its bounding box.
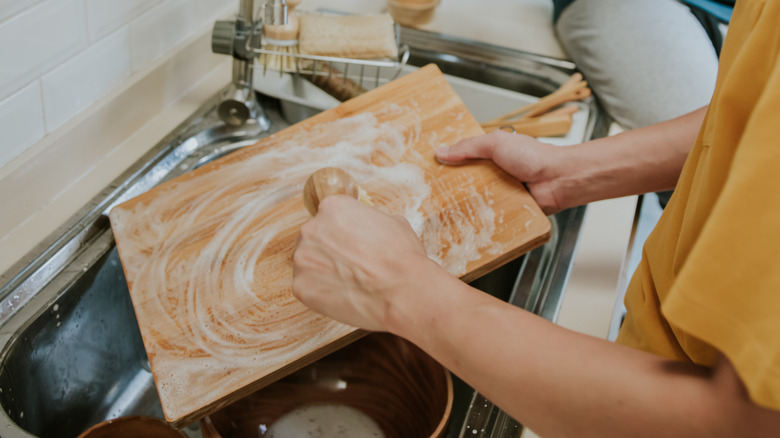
[211,0,271,129]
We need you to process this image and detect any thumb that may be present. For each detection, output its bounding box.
[435,134,500,165]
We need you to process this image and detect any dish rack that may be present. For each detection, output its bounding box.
[211,1,410,126]
[251,15,411,90]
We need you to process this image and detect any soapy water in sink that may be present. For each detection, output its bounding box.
[109,101,508,411]
[264,404,384,438]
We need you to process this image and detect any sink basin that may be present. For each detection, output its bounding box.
[0,28,609,438]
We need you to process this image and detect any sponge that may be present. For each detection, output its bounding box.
[298,13,399,60]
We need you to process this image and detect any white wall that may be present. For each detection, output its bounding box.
[0,0,238,169]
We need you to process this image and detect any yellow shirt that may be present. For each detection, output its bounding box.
[616,0,780,411]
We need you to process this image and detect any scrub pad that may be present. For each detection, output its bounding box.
[298,13,399,60]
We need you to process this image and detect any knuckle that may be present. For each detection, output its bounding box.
[319,195,341,210]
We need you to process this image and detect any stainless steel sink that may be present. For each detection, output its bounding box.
[0,28,609,438]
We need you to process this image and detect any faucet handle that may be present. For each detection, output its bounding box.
[211,20,236,56]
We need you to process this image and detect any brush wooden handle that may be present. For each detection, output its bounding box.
[264,0,302,41]
[304,62,367,101]
[302,167,359,215]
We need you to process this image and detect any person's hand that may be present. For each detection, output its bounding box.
[292,195,445,332]
[436,131,565,214]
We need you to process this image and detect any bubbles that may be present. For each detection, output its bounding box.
[118,101,501,419]
[266,403,384,438]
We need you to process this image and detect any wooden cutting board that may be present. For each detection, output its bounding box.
[109,64,551,427]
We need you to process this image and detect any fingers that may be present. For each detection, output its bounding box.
[435,131,510,165]
[316,194,365,215]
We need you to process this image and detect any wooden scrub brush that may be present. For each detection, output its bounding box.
[259,0,303,73]
[302,167,374,216]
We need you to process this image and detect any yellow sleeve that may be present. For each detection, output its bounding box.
[662,54,780,411]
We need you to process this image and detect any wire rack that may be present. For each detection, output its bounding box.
[246,15,411,91]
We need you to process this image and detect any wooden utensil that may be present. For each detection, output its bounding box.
[481,72,591,131]
[109,64,551,427]
[302,167,360,215]
[481,112,574,136]
[303,62,368,102]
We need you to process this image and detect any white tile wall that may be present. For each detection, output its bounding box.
[0,0,41,23]
[0,0,238,172]
[129,0,235,73]
[0,0,87,102]
[0,83,45,169]
[130,0,203,71]
[85,0,161,42]
[42,28,132,131]
[192,0,238,26]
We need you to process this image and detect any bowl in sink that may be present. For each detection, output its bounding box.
[200,333,453,438]
[77,416,185,438]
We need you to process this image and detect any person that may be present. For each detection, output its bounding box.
[291,0,780,435]
[553,0,728,334]
[554,0,722,207]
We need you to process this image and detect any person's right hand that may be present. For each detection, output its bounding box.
[435,131,566,214]
[292,195,450,333]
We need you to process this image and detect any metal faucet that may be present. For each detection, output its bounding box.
[211,0,288,128]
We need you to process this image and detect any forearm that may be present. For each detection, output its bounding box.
[548,106,707,210]
[386,259,773,437]
[292,198,780,435]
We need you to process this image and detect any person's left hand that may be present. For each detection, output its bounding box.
[292,195,442,332]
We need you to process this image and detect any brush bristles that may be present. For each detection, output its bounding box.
[258,44,301,74]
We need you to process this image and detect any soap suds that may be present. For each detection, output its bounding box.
[266,404,384,438]
[115,103,503,414]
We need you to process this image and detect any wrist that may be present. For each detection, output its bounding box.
[529,145,582,213]
[382,255,462,345]
[542,141,622,211]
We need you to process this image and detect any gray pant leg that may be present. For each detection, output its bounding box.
[555,0,719,130]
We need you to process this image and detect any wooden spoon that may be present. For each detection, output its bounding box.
[302,167,360,216]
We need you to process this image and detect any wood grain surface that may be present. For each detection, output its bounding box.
[109,64,551,427]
